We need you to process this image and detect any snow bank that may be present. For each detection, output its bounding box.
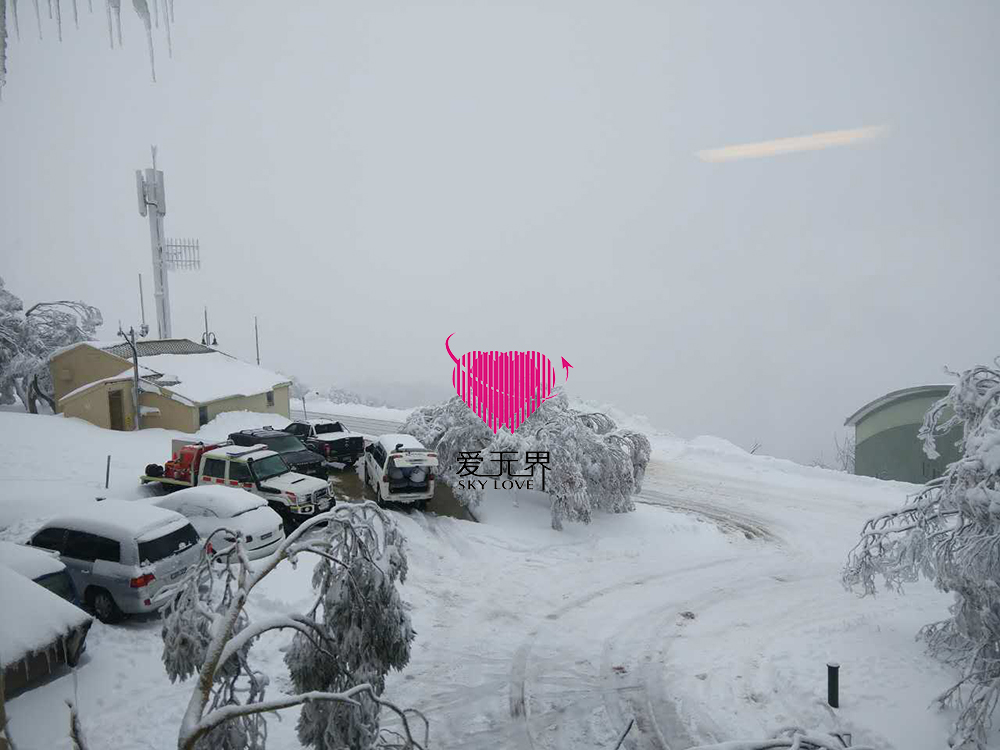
[0,564,91,669]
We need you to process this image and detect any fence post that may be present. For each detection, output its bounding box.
[827,662,840,708]
[105,455,112,489]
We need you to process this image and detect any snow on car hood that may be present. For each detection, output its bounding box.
[260,472,328,495]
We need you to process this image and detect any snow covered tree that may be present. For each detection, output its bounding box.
[1,0,173,96]
[160,502,424,750]
[0,276,102,413]
[843,360,1000,749]
[401,388,651,530]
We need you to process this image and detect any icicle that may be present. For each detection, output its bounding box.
[87,0,90,10]
[45,646,52,673]
[11,0,18,40]
[61,635,68,663]
[33,0,40,39]
[53,0,60,41]
[167,0,171,23]
[0,0,7,98]
[108,0,120,46]
[103,0,111,46]
[150,0,155,28]
[161,0,169,57]
[131,0,153,81]
[71,0,77,28]
[46,0,50,19]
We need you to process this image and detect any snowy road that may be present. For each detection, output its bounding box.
[289,408,404,438]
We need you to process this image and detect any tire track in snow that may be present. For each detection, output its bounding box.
[507,556,746,750]
[637,488,781,545]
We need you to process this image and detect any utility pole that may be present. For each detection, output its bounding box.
[254,316,260,365]
[136,146,201,339]
[117,322,146,431]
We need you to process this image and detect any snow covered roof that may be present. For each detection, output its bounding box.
[377,433,427,452]
[137,352,290,405]
[0,564,92,669]
[40,499,189,542]
[159,486,266,517]
[844,384,955,427]
[60,365,161,402]
[0,541,66,580]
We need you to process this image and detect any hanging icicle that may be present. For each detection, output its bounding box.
[131,0,153,81]
[46,0,50,19]
[52,0,59,41]
[33,0,41,40]
[11,0,18,40]
[0,0,7,97]
[161,0,169,57]
[71,0,77,29]
[150,0,155,28]
[109,0,120,47]
[103,0,111,47]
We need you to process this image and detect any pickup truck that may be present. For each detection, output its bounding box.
[228,428,326,477]
[141,440,333,524]
[283,419,365,468]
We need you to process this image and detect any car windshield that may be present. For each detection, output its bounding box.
[251,454,289,481]
[314,423,344,435]
[262,435,307,453]
[138,524,199,564]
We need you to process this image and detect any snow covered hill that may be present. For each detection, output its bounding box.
[0,409,985,750]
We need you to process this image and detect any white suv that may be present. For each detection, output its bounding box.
[363,434,438,509]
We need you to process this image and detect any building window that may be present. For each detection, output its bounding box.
[266,390,274,407]
[199,406,209,426]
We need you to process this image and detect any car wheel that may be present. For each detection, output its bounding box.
[90,588,124,623]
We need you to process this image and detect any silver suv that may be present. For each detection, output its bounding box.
[29,500,202,623]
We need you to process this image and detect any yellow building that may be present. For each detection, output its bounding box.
[49,339,291,432]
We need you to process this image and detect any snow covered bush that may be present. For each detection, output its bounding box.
[0,276,103,413]
[687,727,871,750]
[401,388,651,530]
[161,502,424,750]
[843,360,1000,749]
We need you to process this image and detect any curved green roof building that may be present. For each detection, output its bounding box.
[845,384,961,484]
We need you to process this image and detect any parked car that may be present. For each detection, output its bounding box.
[0,540,80,605]
[141,439,333,524]
[149,485,285,560]
[0,564,93,699]
[228,428,326,477]
[284,419,365,468]
[363,434,439,510]
[27,500,203,623]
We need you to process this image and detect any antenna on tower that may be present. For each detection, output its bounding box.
[136,146,201,339]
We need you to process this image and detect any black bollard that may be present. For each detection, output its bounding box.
[827,662,840,708]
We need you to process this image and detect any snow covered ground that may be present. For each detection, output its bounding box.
[0,408,986,750]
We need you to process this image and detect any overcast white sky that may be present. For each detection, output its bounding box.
[2,1,997,464]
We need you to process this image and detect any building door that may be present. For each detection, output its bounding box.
[108,390,125,431]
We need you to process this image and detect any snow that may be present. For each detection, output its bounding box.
[377,433,427,452]
[155,485,266,518]
[0,540,65,579]
[299,396,414,422]
[138,352,290,404]
[37,498,188,543]
[139,405,161,416]
[0,564,91,669]
[61,367,156,402]
[0,404,990,750]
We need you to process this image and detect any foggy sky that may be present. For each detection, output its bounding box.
[2,1,998,465]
